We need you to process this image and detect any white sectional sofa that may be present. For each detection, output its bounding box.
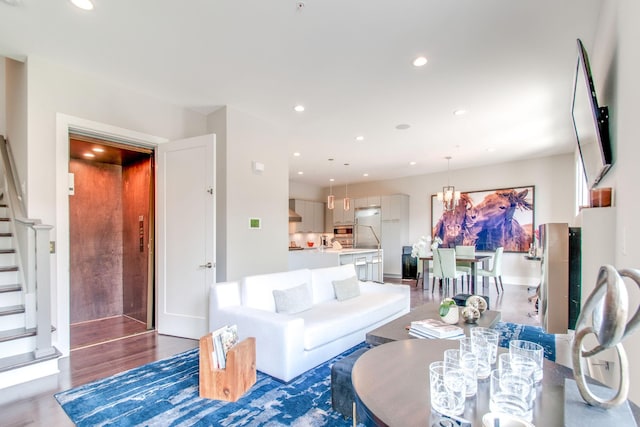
[209,264,410,382]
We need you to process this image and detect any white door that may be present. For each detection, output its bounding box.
[157,134,215,339]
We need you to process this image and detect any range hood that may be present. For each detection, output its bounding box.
[288,208,302,222]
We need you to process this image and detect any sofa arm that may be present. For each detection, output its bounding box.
[214,306,305,379]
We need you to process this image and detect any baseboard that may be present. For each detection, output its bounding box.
[0,357,60,390]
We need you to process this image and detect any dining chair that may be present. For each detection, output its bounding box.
[455,245,475,292]
[477,247,505,293]
[431,248,466,295]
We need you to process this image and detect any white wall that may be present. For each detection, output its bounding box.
[607,0,640,404]
[0,58,6,137]
[4,58,27,193]
[224,107,289,281]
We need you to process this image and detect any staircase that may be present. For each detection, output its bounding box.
[0,135,60,389]
[0,203,60,388]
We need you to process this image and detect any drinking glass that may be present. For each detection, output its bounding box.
[461,335,491,379]
[509,340,544,383]
[429,361,466,416]
[490,368,534,421]
[458,351,478,397]
[498,353,538,400]
[471,327,499,364]
[443,349,460,365]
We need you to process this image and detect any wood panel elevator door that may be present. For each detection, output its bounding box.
[69,135,154,348]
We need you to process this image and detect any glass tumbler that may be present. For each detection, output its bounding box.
[429,361,466,416]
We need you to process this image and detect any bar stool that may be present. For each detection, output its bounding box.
[367,254,382,282]
[354,256,367,281]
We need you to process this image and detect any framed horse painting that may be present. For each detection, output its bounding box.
[431,185,535,253]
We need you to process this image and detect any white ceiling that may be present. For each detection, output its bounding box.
[0,0,603,187]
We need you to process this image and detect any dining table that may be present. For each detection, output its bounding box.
[419,253,492,294]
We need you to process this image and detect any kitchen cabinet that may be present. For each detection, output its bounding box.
[331,200,355,225]
[289,199,325,232]
[355,196,381,209]
[381,194,410,278]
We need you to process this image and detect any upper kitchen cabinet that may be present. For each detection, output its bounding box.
[331,200,355,225]
[354,196,381,209]
[289,199,325,232]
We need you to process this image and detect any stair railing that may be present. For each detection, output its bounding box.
[0,135,55,358]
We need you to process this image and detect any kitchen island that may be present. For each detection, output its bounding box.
[288,248,383,282]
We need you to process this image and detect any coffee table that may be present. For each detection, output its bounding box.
[352,339,640,426]
[366,303,501,346]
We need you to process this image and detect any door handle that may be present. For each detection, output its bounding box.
[199,262,212,269]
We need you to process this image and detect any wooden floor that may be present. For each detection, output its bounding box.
[70,315,151,350]
[0,280,539,426]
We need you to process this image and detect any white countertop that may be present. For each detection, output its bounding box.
[288,247,381,255]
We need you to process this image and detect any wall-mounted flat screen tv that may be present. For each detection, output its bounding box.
[571,38,612,189]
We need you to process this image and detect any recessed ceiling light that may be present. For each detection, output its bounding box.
[453,109,467,116]
[355,136,364,142]
[297,171,304,175]
[395,124,411,130]
[293,152,301,157]
[409,161,417,166]
[92,147,105,153]
[70,0,94,10]
[294,105,305,112]
[83,152,95,158]
[413,56,428,67]
[363,173,369,177]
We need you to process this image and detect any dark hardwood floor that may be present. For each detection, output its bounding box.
[0,280,539,426]
[70,315,150,350]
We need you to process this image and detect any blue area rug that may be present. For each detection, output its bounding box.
[493,321,556,362]
[55,344,368,427]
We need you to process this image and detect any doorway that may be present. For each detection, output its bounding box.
[68,134,155,349]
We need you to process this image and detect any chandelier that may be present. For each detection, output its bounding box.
[436,156,460,212]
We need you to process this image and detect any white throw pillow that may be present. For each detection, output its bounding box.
[273,283,313,314]
[332,276,361,301]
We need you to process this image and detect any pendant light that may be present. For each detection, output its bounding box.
[343,162,351,211]
[436,156,461,212]
[343,182,351,211]
[327,179,335,210]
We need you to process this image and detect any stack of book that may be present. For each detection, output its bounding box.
[210,324,239,369]
[408,318,464,340]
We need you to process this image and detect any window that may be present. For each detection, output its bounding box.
[576,155,589,214]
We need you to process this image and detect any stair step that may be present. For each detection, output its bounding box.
[0,249,15,254]
[0,325,56,343]
[0,266,18,272]
[0,284,21,293]
[0,218,8,222]
[0,233,11,237]
[0,305,24,316]
[0,327,37,342]
[0,347,62,373]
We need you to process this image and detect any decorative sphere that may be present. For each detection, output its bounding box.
[466,295,488,314]
[461,306,480,323]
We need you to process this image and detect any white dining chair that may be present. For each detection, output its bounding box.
[431,248,466,295]
[455,245,475,292]
[477,247,505,293]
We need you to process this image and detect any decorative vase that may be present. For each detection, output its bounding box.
[439,298,459,324]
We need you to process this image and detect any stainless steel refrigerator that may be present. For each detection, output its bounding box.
[538,223,581,334]
[354,206,382,249]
